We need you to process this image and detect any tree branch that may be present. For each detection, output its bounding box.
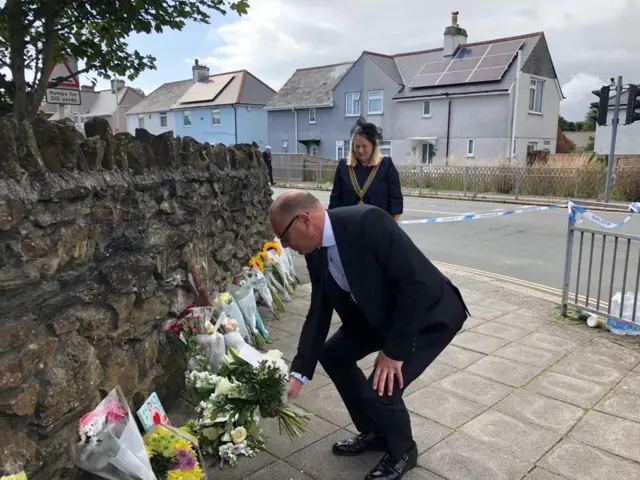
[27,10,56,119]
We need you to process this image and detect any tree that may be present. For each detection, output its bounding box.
[583,108,597,131]
[0,0,249,122]
[132,87,145,97]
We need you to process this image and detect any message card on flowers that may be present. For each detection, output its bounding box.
[137,392,171,432]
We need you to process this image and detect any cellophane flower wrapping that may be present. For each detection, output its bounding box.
[214,292,252,343]
[247,268,275,311]
[190,308,226,373]
[227,275,270,348]
[71,386,156,480]
[143,424,207,479]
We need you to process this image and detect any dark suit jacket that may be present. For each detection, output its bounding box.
[291,205,468,380]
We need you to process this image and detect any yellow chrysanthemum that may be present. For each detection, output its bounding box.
[1,473,27,480]
[262,241,281,256]
[173,437,194,453]
[167,464,204,480]
[248,254,264,272]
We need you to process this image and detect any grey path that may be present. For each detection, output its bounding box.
[170,271,640,480]
[272,187,640,298]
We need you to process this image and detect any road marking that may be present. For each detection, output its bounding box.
[432,261,609,308]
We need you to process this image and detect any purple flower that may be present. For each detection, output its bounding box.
[171,449,197,470]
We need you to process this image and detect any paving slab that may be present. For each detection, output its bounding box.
[285,297,312,317]
[466,355,543,387]
[492,342,564,368]
[551,350,628,387]
[596,390,640,423]
[543,323,594,344]
[618,371,640,395]
[266,325,294,341]
[525,467,568,480]
[294,383,352,427]
[404,467,446,479]
[286,430,384,480]
[583,337,640,370]
[526,371,608,407]
[570,410,640,463]
[538,438,640,480]
[450,331,511,354]
[495,390,584,434]
[464,304,508,321]
[467,297,520,314]
[260,415,339,459]
[436,344,485,369]
[470,320,532,341]
[244,460,313,480]
[461,316,489,330]
[460,409,562,462]
[492,309,548,331]
[206,450,278,479]
[519,332,582,354]
[432,370,513,406]
[272,312,308,335]
[419,432,533,480]
[405,385,487,429]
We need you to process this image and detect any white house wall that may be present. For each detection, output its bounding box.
[126,111,176,136]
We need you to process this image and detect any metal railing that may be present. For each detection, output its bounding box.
[271,161,640,202]
[561,200,640,325]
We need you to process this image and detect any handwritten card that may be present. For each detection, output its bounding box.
[136,392,171,432]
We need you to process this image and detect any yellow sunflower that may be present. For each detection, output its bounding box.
[248,254,264,272]
[262,240,281,256]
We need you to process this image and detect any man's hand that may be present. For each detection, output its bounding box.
[372,351,404,396]
[287,376,304,401]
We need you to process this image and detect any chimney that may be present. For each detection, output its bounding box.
[81,85,95,92]
[192,59,210,83]
[443,10,468,57]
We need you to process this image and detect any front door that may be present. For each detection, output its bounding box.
[421,143,435,164]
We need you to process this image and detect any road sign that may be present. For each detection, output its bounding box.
[48,58,80,88]
[46,87,81,105]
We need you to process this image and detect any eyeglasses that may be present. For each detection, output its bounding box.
[277,214,300,242]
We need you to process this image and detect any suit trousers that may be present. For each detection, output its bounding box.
[319,306,460,461]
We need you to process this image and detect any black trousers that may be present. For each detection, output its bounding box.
[265,161,274,184]
[319,313,459,461]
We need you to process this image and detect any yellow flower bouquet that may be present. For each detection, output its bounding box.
[143,424,206,479]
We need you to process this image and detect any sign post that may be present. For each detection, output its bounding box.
[46,57,81,118]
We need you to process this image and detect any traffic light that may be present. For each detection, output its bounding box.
[590,86,610,126]
[624,84,640,125]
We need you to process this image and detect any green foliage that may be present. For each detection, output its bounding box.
[583,108,597,131]
[0,0,250,120]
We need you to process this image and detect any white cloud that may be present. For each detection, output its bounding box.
[560,73,607,119]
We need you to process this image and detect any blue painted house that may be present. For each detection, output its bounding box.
[126,61,276,148]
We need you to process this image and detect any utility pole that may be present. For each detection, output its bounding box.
[604,76,623,203]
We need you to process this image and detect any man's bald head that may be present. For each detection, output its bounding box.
[270,191,323,222]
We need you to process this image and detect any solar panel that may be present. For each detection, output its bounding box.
[408,39,525,89]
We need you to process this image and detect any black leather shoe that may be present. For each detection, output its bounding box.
[365,442,418,480]
[332,433,387,456]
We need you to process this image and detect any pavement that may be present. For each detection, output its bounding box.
[169,263,640,480]
[271,187,640,300]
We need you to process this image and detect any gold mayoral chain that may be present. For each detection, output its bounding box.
[348,163,380,205]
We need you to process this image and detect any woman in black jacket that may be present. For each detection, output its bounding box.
[329,118,403,221]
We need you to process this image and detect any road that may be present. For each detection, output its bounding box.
[272,188,640,302]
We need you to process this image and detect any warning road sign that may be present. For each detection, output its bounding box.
[48,58,80,88]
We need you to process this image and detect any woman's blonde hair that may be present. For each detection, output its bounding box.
[346,132,384,167]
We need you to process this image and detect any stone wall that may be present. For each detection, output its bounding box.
[0,115,273,478]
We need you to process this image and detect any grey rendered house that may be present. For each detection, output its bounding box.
[265,12,563,166]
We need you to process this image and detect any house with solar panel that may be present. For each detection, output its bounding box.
[126,61,276,148]
[265,11,563,165]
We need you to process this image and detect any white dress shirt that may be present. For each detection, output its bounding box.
[291,211,349,385]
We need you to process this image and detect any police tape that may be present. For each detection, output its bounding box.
[398,201,640,227]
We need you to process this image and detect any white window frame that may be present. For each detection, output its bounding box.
[311,146,318,156]
[159,112,168,127]
[529,79,544,114]
[367,90,383,115]
[345,92,361,117]
[422,100,432,118]
[282,140,288,153]
[308,108,316,124]
[212,108,221,126]
[183,110,192,127]
[527,141,538,153]
[138,114,145,128]
[466,139,475,157]
[543,140,551,153]
[336,140,345,160]
[379,140,392,157]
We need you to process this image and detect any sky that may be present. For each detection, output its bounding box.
[81,0,639,121]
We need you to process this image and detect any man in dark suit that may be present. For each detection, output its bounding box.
[269,191,469,480]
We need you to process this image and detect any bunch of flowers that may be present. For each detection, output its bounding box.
[198,348,311,441]
[227,275,271,350]
[143,424,206,480]
[1,473,27,480]
[71,386,156,479]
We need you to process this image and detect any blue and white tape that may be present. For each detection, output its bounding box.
[568,201,640,229]
[399,201,640,228]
